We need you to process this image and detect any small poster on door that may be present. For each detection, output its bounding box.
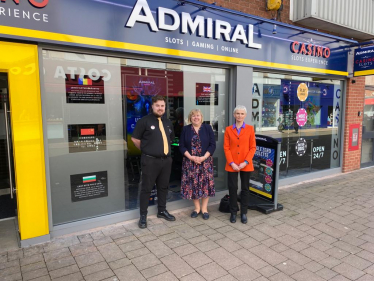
[196,83,218,105]
[66,74,105,104]
[71,171,108,202]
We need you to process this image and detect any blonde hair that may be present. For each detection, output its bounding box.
[188,109,204,124]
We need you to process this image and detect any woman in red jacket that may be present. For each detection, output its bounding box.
[224,105,256,224]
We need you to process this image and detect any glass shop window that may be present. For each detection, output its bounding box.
[43,50,228,225]
[252,72,343,178]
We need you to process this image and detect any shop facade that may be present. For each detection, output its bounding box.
[0,0,356,245]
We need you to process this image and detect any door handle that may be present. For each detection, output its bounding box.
[4,102,15,199]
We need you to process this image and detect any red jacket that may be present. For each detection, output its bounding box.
[224,124,256,172]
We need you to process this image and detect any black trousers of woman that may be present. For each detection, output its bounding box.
[228,171,251,214]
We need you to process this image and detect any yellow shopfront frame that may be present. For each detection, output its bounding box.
[0,41,48,241]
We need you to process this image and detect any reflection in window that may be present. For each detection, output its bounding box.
[43,50,228,225]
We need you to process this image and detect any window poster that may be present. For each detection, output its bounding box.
[196,83,219,105]
[68,124,106,153]
[66,74,105,104]
[250,146,276,199]
[281,80,335,128]
[71,171,108,202]
[295,138,307,156]
[124,74,167,156]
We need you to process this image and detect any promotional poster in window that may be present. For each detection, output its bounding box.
[281,80,334,129]
[125,74,167,156]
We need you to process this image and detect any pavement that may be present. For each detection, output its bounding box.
[1,167,374,281]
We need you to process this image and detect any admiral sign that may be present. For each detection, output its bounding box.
[354,46,374,77]
[0,0,353,76]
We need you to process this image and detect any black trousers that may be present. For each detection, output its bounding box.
[227,171,251,214]
[140,155,172,215]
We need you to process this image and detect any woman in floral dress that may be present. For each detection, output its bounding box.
[179,109,216,220]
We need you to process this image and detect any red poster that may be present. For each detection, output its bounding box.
[348,124,360,151]
[196,83,219,105]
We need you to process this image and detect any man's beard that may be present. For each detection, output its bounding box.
[153,111,164,117]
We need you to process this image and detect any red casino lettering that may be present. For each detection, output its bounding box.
[0,0,48,8]
[290,41,330,58]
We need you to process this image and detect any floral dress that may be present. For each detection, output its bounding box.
[181,126,215,200]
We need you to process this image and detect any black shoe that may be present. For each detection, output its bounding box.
[202,212,209,220]
[191,211,199,218]
[157,210,176,221]
[241,214,248,224]
[230,213,237,223]
[138,215,147,229]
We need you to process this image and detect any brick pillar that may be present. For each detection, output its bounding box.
[342,77,365,172]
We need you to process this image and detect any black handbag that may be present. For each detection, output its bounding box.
[219,194,238,213]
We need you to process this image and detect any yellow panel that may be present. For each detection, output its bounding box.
[0,42,48,240]
[354,69,374,77]
[249,187,273,199]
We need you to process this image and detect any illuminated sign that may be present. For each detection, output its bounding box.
[291,41,330,58]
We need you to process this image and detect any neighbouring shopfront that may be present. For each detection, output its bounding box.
[362,76,374,167]
[0,0,356,245]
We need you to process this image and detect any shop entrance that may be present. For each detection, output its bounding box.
[361,98,374,168]
[0,73,19,252]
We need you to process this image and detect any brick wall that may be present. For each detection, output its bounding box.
[343,77,366,172]
[199,0,292,24]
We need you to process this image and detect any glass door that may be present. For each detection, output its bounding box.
[361,99,374,168]
[0,73,16,220]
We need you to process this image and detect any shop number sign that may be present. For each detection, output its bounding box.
[296,108,307,127]
[297,83,308,101]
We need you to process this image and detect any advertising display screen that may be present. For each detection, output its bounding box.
[124,74,167,156]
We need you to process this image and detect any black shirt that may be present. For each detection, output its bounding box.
[132,114,175,157]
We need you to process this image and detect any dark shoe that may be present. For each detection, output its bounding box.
[138,215,147,229]
[191,211,199,218]
[157,210,176,221]
[202,212,209,220]
[230,213,237,223]
[241,214,248,224]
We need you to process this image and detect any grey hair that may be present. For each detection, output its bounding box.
[233,105,247,114]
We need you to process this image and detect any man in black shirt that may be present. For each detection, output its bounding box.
[131,95,176,228]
